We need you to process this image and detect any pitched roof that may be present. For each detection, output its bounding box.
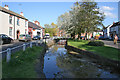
[0,6,28,20]
[104,24,113,29]
[111,21,120,28]
[28,22,41,29]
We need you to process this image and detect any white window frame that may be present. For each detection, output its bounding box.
[9,27,12,36]
[25,21,27,27]
[17,18,20,26]
[9,16,12,24]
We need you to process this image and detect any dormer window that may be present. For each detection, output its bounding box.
[9,15,12,24]
[17,18,20,26]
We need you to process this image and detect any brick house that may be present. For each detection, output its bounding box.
[28,21,44,38]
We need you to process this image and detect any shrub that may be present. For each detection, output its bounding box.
[88,40,104,46]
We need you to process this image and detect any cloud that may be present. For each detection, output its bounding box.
[103,11,116,18]
[101,6,114,11]
[100,6,116,18]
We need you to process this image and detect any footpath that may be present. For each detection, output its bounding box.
[100,40,120,49]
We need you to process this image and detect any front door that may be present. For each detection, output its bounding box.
[17,30,20,39]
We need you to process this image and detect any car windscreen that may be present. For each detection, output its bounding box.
[0,34,8,38]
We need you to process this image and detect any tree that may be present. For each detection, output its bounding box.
[44,22,58,37]
[57,0,105,40]
[79,1,105,39]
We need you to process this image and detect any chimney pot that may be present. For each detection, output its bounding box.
[20,12,24,16]
[4,4,9,10]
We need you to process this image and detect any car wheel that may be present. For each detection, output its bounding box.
[11,39,14,43]
[25,40,27,42]
[0,40,3,45]
[9,40,11,43]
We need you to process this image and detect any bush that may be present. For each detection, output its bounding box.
[88,41,104,46]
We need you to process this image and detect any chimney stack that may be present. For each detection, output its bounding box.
[4,5,9,10]
[20,12,24,16]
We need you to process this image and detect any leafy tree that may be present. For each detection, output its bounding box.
[57,0,105,40]
[44,22,58,37]
[79,1,105,39]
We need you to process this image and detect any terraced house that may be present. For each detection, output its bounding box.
[110,21,120,40]
[28,21,44,38]
[0,5,28,40]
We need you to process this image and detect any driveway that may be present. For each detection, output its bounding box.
[100,40,120,49]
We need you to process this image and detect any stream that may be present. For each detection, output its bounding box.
[40,44,120,78]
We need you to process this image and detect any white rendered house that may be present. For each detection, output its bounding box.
[28,21,43,38]
[103,24,113,39]
[0,5,28,40]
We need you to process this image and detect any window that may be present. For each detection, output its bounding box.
[25,21,27,27]
[25,29,27,34]
[9,16,12,24]
[17,18,20,26]
[9,27,12,36]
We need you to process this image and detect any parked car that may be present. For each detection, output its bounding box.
[0,34,13,45]
[33,36,41,40]
[19,34,32,42]
[43,35,50,39]
[99,36,104,40]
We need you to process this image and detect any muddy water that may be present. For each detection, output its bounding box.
[43,45,120,78]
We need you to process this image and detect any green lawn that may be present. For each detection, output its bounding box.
[2,46,43,78]
[68,40,119,61]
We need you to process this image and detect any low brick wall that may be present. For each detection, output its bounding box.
[65,44,120,73]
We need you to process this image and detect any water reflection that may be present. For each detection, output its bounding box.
[43,45,119,78]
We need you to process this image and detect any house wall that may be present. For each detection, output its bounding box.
[103,28,107,38]
[118,26,120,40]
[0,11,2,34]
[40,29,43,38]
[0,11,28,40]
[14,17,28,39]
[110,26,119,39]
[103,25,112,39]
[81,33,92,39]
[28,27,33,38]
[0,11,13,39]
[107,27,110,38]
[93,32,103,37]
[32,29,41,37]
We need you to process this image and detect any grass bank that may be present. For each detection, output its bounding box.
[68,40,119,61]
[2,46,44,78]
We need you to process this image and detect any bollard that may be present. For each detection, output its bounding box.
[6,48,11,62]
[36,40,38,46]
[23,44,26,51]
[30,42,32,48]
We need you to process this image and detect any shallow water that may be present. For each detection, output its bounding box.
[43,45,119,78]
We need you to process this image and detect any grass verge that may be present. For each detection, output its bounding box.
[68,40,119,61]
[2,46,43,78]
